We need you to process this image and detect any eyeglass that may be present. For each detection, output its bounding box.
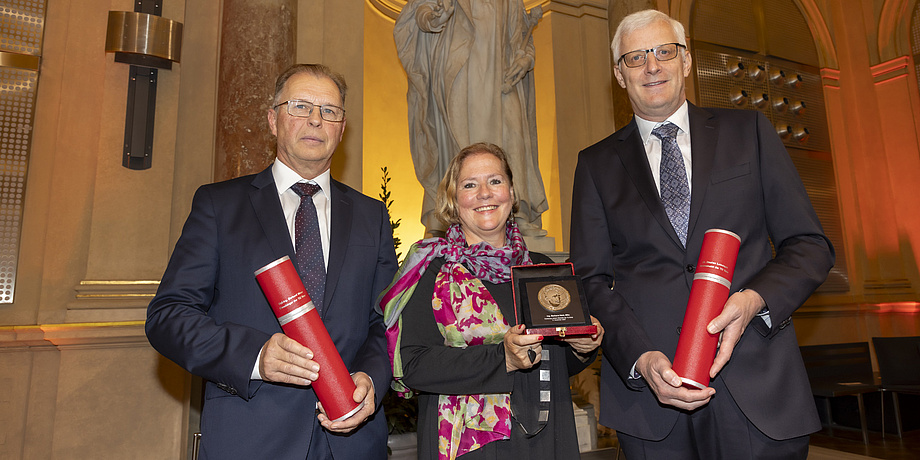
[273,100,346,122]
[618,43,686,68]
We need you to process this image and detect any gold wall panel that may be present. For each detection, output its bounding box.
[0,0,44,303]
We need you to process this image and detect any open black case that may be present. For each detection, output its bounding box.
[510,262,597,337]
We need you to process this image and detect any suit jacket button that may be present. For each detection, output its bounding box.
[686,264,695,273]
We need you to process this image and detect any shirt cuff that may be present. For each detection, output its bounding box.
[251,344,266,380]
[757,305,772,328]
[628,360,642,380]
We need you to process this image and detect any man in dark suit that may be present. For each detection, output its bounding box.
[146,64,397,459]
[569,10,834,459]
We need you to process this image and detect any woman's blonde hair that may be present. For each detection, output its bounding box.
[435,142,520,226]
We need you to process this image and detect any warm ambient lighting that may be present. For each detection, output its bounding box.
[873,302,920,314]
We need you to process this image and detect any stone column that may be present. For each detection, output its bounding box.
[215,0,296,181]
[538,1,614,251]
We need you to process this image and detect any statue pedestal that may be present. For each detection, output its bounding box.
[523,235,555,253]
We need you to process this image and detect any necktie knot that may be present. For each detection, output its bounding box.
[292,182,321,198]
[651,122,680,141]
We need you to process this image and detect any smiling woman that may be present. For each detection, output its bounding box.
[378,142,604,460]
[441,143,517,247]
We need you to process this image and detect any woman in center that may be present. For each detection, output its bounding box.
[381,142,603,459]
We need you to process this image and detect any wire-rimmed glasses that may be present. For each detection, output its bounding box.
[618,43,686,68]
[273,100,346,122]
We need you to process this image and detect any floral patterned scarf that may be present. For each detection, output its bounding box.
[379,223,531,459]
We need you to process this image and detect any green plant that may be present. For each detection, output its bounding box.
[383,387,418,435]
[379,166,418,436]
[379,167,402,261]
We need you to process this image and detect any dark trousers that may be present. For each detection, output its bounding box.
[617,377,810,460]
[306,421,334,460]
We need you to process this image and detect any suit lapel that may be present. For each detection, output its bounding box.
[617,119,684,248]
[323,180,353,318]
[250,168,295,260]
[687,103,718,244]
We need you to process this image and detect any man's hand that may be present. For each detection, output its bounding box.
[636,351,715,411]
[259,333,319,386]
[317,372,375,433]
[706,289,766,378]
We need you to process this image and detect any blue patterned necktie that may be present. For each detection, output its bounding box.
[652,122,690,247]
[291,182,325,312]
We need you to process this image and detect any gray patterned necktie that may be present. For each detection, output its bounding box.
[292,182,325,312]
[652,122,690,247]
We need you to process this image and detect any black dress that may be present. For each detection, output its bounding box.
[399,253,596,460]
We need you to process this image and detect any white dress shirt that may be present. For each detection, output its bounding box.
[272,160,331,268]
[634,100,693,195]
[252,161,333,380]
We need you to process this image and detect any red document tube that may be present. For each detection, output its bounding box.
[255,256,362,421]
[672,229,741,389]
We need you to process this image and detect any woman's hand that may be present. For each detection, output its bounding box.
[504,324,543,372]
[561,315,604,359]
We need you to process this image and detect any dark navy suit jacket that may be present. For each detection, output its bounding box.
[570,104,834,441]
[147,166,397,459]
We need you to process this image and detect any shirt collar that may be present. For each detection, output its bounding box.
[272,160,331,197]
[635,100,690,144]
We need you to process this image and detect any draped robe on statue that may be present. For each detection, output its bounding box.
[394,0,548,235]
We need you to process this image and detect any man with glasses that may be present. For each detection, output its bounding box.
[569,9,833,459]
[146,64,397,459]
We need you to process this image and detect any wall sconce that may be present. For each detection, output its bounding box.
[786,73,803,89]
[105,0,182,170]
[790,100,806,116]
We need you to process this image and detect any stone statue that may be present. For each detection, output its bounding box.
[394,0,548,236]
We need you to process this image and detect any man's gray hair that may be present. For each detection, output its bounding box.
[611,10,687,64]
[272,63,348,106]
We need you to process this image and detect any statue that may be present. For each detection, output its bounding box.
[394,0,548,236]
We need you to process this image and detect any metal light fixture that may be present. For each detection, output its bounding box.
[775,124,792,140]
[772,96,789,113]
[728,87,749,107]
[752,92,770,109]
[105,1,182,170]
[769,68,786,86]
[748,64,765,82]
[792,125,810,143]
[726,59,745,78]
